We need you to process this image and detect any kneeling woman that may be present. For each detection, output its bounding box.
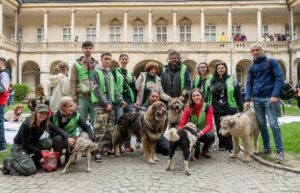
[2,104,70,176]
[50,96,96,162]
[178,89,215,158]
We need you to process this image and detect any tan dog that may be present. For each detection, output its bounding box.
[61,132,97,174]
[219,111,259,162]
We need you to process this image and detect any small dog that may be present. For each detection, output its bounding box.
[166,122,198,175]
[219,111,260,162]
[61,132,97,174]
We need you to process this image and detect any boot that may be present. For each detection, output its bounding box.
[201,146,211,159]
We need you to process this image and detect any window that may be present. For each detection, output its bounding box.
[63,27,71,42]
[10,27,22,41]
[157,26,167,42]
[37,27,44,42]
[133,26,144,42]
[236,66,243,84]
[232,25,241,37]
[179,17,192,42]
[261,25,268,37]
[110,26,121,42]
[86,26,96,42]
[205,25,216,41]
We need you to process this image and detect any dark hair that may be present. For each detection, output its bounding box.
[198,62,209,74]
[211,62,228,85]
[29,112,50,131]
[101,52,112,59]
[188,89,204,116]
[82,41,94,48]
[119,53,129,60]
[0,57,6,66]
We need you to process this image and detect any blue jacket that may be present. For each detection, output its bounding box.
[244,55,284,101]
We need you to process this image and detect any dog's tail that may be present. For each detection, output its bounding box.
[168,128,180,142]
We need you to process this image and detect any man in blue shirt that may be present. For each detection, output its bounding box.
[244,43,284,162]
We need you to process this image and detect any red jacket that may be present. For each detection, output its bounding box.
[178,103,213,135]
[0,69,11,105]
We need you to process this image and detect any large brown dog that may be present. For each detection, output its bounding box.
[61,132,97,174]
[219,111,259,162]
[112,101,167,164]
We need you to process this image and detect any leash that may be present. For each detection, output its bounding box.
[237,108,253,118]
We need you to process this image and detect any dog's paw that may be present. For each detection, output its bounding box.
[166,167,171,171]
[115,153,121,157]
[154,157,159,162]
[60,170,66,174]
[185,171,191,176]
[230,154,237,159]
[191,156,196,161]
[148,159,156,164]
[242,157,250,163]
[86,168,91,172]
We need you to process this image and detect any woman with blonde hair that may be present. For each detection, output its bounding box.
[135,61,171,108]
[49,62,70,111]
[4,105,25,122]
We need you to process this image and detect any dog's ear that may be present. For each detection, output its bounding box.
[228,120,236,128]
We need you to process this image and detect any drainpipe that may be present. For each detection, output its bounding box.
[16,0,22,83]
[285,0,293,83]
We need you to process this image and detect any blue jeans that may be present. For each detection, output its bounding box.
[114,103,134,125]
[78,96,94,127]
[0,105,6,150]
[253,97,283,153]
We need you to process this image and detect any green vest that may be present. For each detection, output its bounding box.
[53,111,80,137]
[91,69,115,103]
[209,76,237,108]
[115,67,135,103]
[75,61,93,91]
[189,103,207,131]
[163,64,187,92]
[193,74,212,102]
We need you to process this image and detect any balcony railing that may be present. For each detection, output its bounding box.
[0,37,298,53]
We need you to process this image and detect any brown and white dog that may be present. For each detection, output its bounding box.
[113,101,167,164]
[166,122,198,175]
[60,132,97,174]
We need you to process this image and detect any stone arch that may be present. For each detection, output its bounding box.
[208,59,225,74]
[179,17,192,25]
[182,59,197,79]
[22,60,40,98]
[110,18,122,26]
[236,59,252,86]
[110,60,119,71]
[155,17,168,25]
[6,59,15,74]
[133,60,164,78]
[132,17,145,26]
[49,60,63,74]
[293,58,300,83]
[276,59,287,80]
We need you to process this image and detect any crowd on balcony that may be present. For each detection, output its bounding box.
[263,33,287,42]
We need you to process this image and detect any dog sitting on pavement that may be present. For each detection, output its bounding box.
[219,111,260,162]
[166,122,198,175]
[61,132,97,174]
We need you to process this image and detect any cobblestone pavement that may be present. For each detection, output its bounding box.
[0,149,300,193]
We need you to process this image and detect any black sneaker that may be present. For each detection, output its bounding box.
[92,152,103,163]
[254,149,272,156]
[2,158,11,175]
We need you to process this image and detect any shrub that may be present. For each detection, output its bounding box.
[12,83,30,100]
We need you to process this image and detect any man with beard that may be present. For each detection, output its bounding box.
[161,50,191,103]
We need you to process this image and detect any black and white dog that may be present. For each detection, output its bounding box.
[166,122,198,175]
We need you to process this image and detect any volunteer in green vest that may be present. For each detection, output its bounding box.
[209,62,243,152]
[161,50,191,103]
[91,52,126,158]
[111,54,136,124]
[50,96,95,163]
[70,41,98,127]
[178,89,215,159]
[192,62,212,103]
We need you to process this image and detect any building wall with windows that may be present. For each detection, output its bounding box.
[0,0,300,97]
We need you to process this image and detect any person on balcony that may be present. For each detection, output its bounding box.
[192,62,212,103]
[240,33,247,41]
[70,41,98,127]
[161,50,191,103]
[219,32,227,42]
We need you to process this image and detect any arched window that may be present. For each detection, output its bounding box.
[236,66,244,84]
[132,18,145,42]
[155,17,168,42]
[110,18,122,42]
[179,17,192,42]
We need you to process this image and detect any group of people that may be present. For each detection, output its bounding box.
[219,32,248,42]
[263,33,287,42]
[0,41,286,176]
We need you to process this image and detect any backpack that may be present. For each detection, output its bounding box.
[250,59,295,100]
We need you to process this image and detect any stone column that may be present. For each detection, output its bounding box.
[200,9,205,42]
[0,2,3,36]
[14,10,18,40]
[96,10,101,42]
[172,10,177,42]
[70,9,76,42]
[123,9,128,42]
[43,10,48,41]
[257,8,262,41]
[290,8,294,40]
[148,10,152,42]
[227,8,232,41]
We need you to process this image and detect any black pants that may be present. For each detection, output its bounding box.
[214,112,233,150]
[198,132,215,149]
[52,135,71,161]
[156,135,169,156]
[298,97,300,108]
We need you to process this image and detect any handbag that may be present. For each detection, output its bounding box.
[41,150,60,172]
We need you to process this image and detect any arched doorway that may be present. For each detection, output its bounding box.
[276,60,287,80]
[22,61,40,98]
[182,59,197,79]
[6,59,14,74]
[236,59,252,86]
[133,60,164,78]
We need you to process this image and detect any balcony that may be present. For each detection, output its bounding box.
[0,37,296,54]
